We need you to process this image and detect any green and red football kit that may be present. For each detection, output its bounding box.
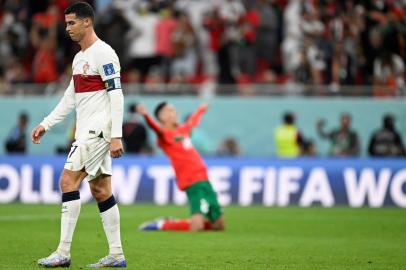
[143,105,222,226]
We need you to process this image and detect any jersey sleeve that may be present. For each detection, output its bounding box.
[40,78,75,131]
[184,105,207,131]
[96,47,124,138]
[143,114,162,135]
[108,89,124,138]
[95,48,121,82]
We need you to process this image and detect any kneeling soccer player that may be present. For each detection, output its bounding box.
[137,102,224,231]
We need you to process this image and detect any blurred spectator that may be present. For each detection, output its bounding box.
[122,103,151,154]
[170,11,197,83]
[30,5,59,83]
[0,66,11,94]
[254,0,280,72]
[217,136,241,156]
[95,5,130,62]
[0,11,28,66]
[203,8,224,77]
[373,50,405,96]
[317,113,360,157]
[368,114,405,157]
[0,0,404,92]
[217,0,245,84]
[328,2,364,92]
[301,138,316,157]
[282,0,302,77]
[238,2,260,79]
[124,1,160,82]
[274,111,303,158]
[300,5,325,85]
[155,7,177,81]
[5,112,29,153]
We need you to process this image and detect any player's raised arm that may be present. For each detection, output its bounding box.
[137,104,162,135]
[186,103,208,129]
[32,79,75,144]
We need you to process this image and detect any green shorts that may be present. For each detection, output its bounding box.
[185,181,223,222]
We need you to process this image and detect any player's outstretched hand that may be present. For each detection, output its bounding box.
[110,138,124,158]
[31,125,46,144]
[136,104,147,116]
[201,102,209,111]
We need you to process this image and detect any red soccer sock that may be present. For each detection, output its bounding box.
[162,219,190,231]
[162,219,213,231]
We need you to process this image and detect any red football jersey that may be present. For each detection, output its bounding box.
[144,105,209,190]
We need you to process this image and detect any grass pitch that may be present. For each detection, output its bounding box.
[0,204,405,270]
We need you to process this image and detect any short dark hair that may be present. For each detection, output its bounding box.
[19,112,29,122]
[383,114,394,130]
[154,102,168,120]
[283,112,294,124]
[129,103,138,113]
[341,112,351,120]
[64,2,95,22]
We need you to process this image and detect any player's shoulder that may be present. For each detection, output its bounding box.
[94,39,117,55]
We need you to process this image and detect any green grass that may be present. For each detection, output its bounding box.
[0,204,405,269]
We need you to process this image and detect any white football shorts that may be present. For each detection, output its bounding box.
[64,135,111,181]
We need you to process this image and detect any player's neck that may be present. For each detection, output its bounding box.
[163,122,177,130]
[79,30,99,51]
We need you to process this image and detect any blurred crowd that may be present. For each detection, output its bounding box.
[0,0,405,95]
[5,106,406,158]
[273,111,405,158]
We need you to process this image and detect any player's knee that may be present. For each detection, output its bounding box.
[90,185,109,202]
[60,174,75,192]
[59,170,85,192]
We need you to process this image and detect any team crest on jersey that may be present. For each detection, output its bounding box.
[174,135,184,142]
[82,62,90,75]
[103,63,115,76]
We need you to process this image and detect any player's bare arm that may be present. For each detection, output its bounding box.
[201,102,209,111]
[31,125,46,144]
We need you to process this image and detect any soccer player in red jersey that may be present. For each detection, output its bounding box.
[137,102,225,231]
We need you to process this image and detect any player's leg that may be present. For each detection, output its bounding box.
[38,169,87,267]
[139,181,220,232]
[206,182,225,231]
[139,215,213,231]
[210,216,225,231]
[87,174,126,268]
[139,182,205,231]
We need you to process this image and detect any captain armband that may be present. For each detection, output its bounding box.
[104,77,122,92]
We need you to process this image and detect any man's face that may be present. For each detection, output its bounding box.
[158,104,177,124]
[341,115,351,129]
[65,13,87,42]
[19,116,28,129]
